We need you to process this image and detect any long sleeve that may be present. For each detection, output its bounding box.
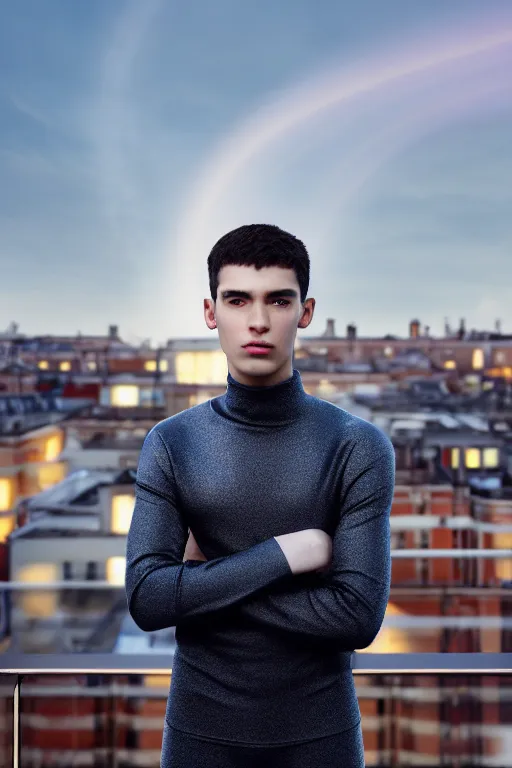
[125,426,292,632]
[232,424,395,651]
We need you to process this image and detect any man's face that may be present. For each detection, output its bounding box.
[204,264,314,386]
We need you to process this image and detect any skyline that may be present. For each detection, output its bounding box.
[1,0,511,347]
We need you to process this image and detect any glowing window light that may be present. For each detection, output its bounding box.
[59,361,71,371]
[451,448,460,469]
[111,385,139,407]
[37,463,65,491]
[465,448,481,469]
[483,448,499,468]
[38,360,49,370]
[444,360,456,370]
[472,349,484,370]
[0,478,13,511]
[45,434,62,462]
[0,514,15,543]
[111,494,135,534]
[176,350,227,385]
[16,563,59,617]
[107,557,126,585]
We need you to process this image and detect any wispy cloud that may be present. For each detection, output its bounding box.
[0,1,511,342]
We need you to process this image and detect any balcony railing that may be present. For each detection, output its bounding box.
[0,546,511,765]
[1,656,511,767]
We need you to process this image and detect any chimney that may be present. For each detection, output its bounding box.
[324,318,336,337]
[346,323,357,340]
[109,325,119,339]
[409,319,420,339]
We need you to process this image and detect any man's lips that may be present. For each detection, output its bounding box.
[243,343,273,354]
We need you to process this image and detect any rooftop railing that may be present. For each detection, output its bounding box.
[0,547,511,764]
[1,656,511,767]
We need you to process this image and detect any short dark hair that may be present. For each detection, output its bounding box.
[207,224,310,304]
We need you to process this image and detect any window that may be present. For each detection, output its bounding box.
[15,563,59,617]
[0,478,13,511]
[37,463,65,490]
[175,350,228,385]
[107,556,126,585]
[44,434,63,462]
[464,448,481,469]
[472,349,484,370]
[111,385,139,407]
[483,448,499,468]
[111,494,135,534]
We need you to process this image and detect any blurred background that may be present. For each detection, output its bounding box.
[1,0,511,765]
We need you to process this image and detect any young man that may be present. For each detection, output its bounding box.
[125,224,396,767]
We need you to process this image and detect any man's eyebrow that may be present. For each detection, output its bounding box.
[220,289,298,299]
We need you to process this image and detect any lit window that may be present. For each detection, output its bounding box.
[15,563,59,618]
[59,361,71,372]
[38,360,49,370]
[384,346,393,357]
[111,385,139,407]
[451,448,460,469]
[483,448,499,468]
[111,494,135,534]
[176,350,228,385]
[472,349,484,370]
[465,448,481,469]
[144,360,157,372]
[45,434,63,462]
[107,556,126,585]
[495,351,505,364]
[37,463,65,490]
[444,360,456,370]
[0,478,13,511]
[0,514,15,543]
[159,359,168,372]
[87,361,97,371]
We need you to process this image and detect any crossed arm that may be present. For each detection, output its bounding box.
[125,423,395,651]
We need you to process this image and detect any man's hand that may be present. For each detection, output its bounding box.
[183,529,208,562]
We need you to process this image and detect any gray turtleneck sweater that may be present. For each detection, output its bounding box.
[125,368,395,746]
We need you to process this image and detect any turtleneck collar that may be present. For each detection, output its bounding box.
[212,367,308,427]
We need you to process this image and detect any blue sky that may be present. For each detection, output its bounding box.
[1,0,511,346]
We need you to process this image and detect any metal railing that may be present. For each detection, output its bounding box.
[1,654,511,768]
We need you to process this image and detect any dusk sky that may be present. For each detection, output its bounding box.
[1,1,511,347]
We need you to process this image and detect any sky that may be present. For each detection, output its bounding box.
[1,0,511,347]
